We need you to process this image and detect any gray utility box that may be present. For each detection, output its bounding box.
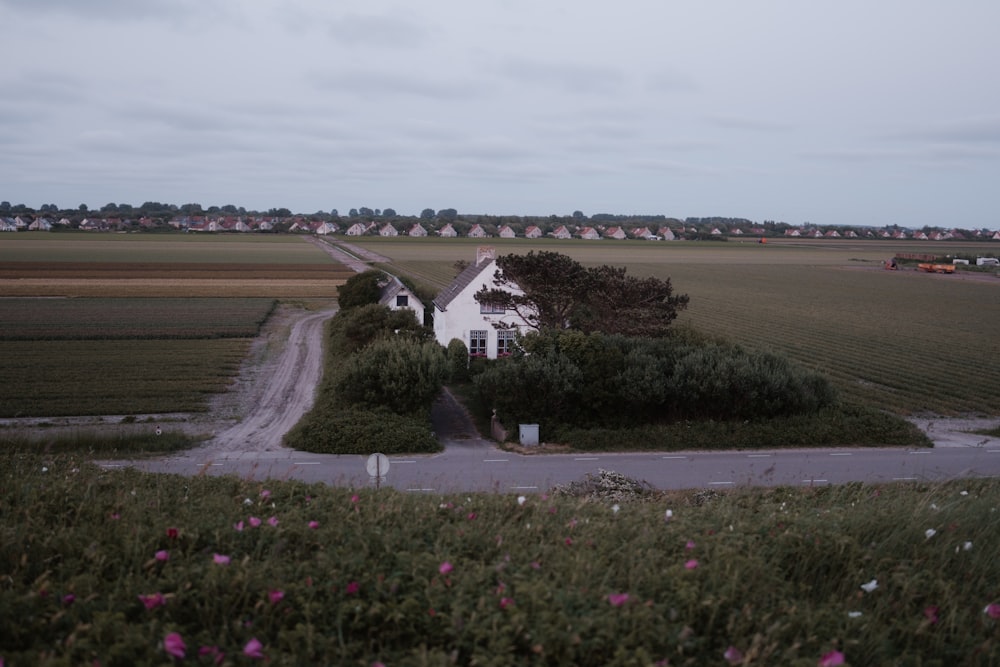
[519,424,539,447]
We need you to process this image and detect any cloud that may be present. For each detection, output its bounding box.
[497,57,627,96]
[0,0,203,21]
[327,13,429,48]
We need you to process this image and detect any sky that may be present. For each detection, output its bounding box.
[2,1,999,229]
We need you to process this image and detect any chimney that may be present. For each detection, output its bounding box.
[476,246,496,266]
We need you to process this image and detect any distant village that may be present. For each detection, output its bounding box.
[2,207,999,241]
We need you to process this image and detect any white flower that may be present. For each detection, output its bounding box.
[930,503,939,510]
[964,541,973,551]
[848,611,863,618]
[960,490,969,496]
[665,509,673,521]
[860,579,878,593]
[517,496,526,506]
[243,498,252,506]
[925,528,937,539]
[611,504,620,515]
[41,466,48,473]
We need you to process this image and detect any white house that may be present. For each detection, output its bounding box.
[408,223,428,237]
[379,223,399,237]
[524,225,543,239]
[467,224,488,238]
[379,275,425,324]
[432,247,533,359]
[438,223,458,237]
[550,225,572,239]
[497,225,517,238]
[578,226,601,240]
[345,222,368,236]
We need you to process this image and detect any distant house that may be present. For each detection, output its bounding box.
[0,218,16,232]
[524,225,543,239]
[604,226,627,240]
[432,247,533,359]
[28,218,52,231]
[345,223,368,236]
[630,227,652,240]
[498,225,517,238]
[657,227,676,241]
[438,223,458,237]
[824,230,841,238]
[379,275,425,325]
[312,221,339,235]
[467,224,488,238]
[550,225,572,239]
[408,223,428,237]
[578,226,601,240]
[379,223,399,237]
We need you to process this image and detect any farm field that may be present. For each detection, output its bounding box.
[348,236,1000,416]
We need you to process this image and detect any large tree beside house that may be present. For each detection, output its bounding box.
[474,251,689,338]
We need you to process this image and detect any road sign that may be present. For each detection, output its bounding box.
[366,452,390,479]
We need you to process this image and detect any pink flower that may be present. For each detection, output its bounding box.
[155,550,170,562]
[924,605,940,624]
[267,516,279,527]
[351,494,360,504]
[685,559,699,570]
[234,520,245,532]
[62,593,75,606]
[686,540,697,550]
[724,646,744,665]
[198,645,224,665]
[248,516,262,527]
[499,597,514,609]
[243,638,264,659]
[818,650,845,666]
[308,520,319,529]
[467,512,477,521]
[213,553,231,565]
[439,561,454,575]
[260,489,271,499]
[564,537,573,546]
[110,512,120,520]
[346,581,360,595]
[985,603,1000,619]
[607,593,630,607]
[138,592,166,610]
[268,589,285,605]
[166,527,179,540]
[163,632,186,659]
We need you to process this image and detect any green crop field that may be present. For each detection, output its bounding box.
[348,236,1000,416]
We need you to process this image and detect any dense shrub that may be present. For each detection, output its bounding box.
[284,406,440,454]
[335,269,385,309]
[475,330,836,433]
[446,338,470,382]
[329,303,431,355]
[335,338,448,415]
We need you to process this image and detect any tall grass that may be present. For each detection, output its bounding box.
[2,453,999,665]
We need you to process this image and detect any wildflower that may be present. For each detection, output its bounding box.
[985,603,1000,619]
[248,516,262,527]
[268,589,284,605]
[847,611,862,618]
[243,498,252,505]
[665,509,673,521]
[244,638,264,659]
[818,649,845,666]
[685,559,699,570]
[860,579,878,593]
[924,605,940,624]
[62,593,75,606]
[925,528,937,539]
[351,494,360,504]
[260,489,271,499]
[517,495,527,506]
[467,512,477,520]
[530,561,541,570]
[139,592,166,610]
[500,597,514,609]
[41,466,48,473]
[308,520,319,529]
[960,490,969,496]
[607,593,629,607]
[724,646,743,665]
[564,537,573,546]
[964,541,973,551]
[110,512,120,520]
[268,516,279,527]
[346,581,360,595]
[439,561,454,575]
[166,527,179,539]
[198,645,224,665]
[155,550,170,562]
[611,504,620,515]
[234,520,245,532]
[163,632,186,659]
[213,553,231,565]
[685,540,696,550]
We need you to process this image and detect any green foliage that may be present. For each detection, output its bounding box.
[335,338,448,415]
[328,303,431,355]
[2,454,999,664]
[446,338,470,382]
[475,330,837,433]
[336,269,385,309]
[284,407,439,454]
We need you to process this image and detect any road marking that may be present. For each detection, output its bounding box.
[893,477,918,481]
[708,481,734,486]
[293,461,321,465]
[512,485,538,490]
[484,458,509,463]
[574,457,600,461]
[988,450,1000,454]
[908,451,932,455]
[829,453,852,456]
[747,454,772,458]
[210,463,223,466]
[406,488,435,492]
[803,479,828,483]
[391,459,417,463]
[662,456,687,459]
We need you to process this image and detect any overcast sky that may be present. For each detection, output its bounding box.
[2,1,999,228]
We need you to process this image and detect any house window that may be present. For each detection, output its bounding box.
[396,295,409,308]
[469,330,488,357]
[497,330,515,357]
[479,301,505,314]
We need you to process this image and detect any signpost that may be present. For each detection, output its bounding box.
[366,452,390,489]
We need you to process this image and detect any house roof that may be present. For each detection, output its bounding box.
[432,257,495,312]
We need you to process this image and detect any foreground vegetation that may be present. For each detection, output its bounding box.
[3,453,1000,665]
